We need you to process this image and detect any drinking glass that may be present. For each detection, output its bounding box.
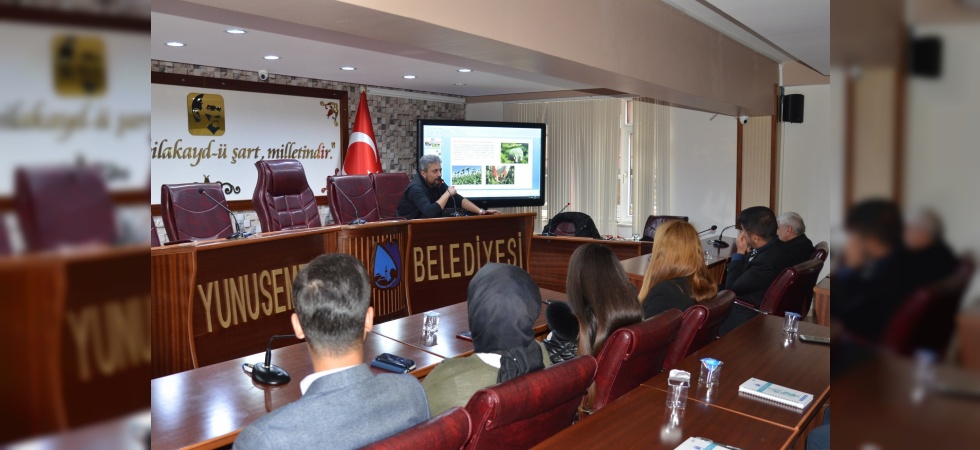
[698,358,723,387]
[422,311,441,334]
[782,312,801,334]
[666,369,690,410]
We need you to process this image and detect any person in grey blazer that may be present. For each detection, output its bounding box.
[234,254,430,450]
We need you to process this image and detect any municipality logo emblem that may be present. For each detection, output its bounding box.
[372,241,401,290]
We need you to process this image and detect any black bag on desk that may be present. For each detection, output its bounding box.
[542,212,602,239]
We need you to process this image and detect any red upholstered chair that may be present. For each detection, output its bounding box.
[735,259,824,318]
[371,172,411,220]
[591,309,683,412]
[464,355,597,450]
[252,159,321,232]
[882,256,974,358]
[327,175,381,224]
[553,221,577,236]
[662,290,736,370]
[160,183,234,242]
[811,241,829,262]
[642,215,688,241]
[362,407,471,450]
[14,166,116,252]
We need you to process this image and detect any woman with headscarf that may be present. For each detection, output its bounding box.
[422,263,551,416]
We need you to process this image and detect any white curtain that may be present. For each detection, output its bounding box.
[502,99,622,235]
[631,99,672,232]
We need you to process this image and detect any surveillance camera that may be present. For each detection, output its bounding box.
[258,70,269,81]
[738,115,749,124]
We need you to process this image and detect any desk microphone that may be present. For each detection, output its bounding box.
[437,178,464,217]
[334,186,366,225]
[697,225,718,235]
[709,224,736,248]
[198,188,243,239]
[246,334,298,385]
[542,202,571,235]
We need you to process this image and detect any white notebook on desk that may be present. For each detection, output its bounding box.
[738,377,814,409]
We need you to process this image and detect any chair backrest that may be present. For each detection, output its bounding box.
[810,241,829,262]
[363,407,471,450]
[252,159,321,232]
[14,166,116,251]
[592,309,683,412]
[464,355,597,450]
[882,256,975,357]
[327,175,381,224]
[150,222,161,247]
[160,183,234,242]
[642,215,689,240]
[553,221,577,236]
[759,259,824,317]
[662,290,736,370]
[371,173,411,220]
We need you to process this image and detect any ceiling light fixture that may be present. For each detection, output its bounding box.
[226,29,246,34]
[457,68,472,73]
[264,55,280,60]
[403,75,416,79]
[340,66,356,71]
[166,41,185,47]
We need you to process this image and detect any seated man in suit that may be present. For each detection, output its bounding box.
[234,254,429,449]
[905,207,959,287]
[396,154,499,219]
[777,211,815,265]
[720,206,794,335]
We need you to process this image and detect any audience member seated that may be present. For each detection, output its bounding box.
[832,199,919,343]
[234,254,429,449]
[777,211,815,265]
[422,263,550,416]
[396,155,499,219]
[638,221,718,319]
[720,206,794,335]
[905,207,958,287]
[565,243,644,409]
[542,301,579,364]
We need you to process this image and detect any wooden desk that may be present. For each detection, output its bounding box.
[528,235,651,292]
[833,348,980,448]
[0,246,149,444]
[370,288,567,359]
[620,237,735,291]
[644,315,830,436]
[151,213,534,378]
[812,276,830,326]
[149,333,443,450]
[532,385,795,449]
[958,303,980,371]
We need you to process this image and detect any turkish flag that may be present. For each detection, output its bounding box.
[343,90,383,174]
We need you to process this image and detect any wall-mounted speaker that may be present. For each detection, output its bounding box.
[780,94,804,124]
[909,36,942,78]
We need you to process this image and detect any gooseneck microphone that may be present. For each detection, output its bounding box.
[697,225,718,235]
[709,224,736,248]
[247,334,298,385]
[198,188,243,239]
[334,186,366,225]
[437,177,464,217]
[542,202,571,236]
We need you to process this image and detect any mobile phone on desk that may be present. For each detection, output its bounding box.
[456,331,473,341]
[798,334,830,345]
[371,353,416,373]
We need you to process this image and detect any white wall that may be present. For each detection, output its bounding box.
[465,102,504,121]
[779,84,833,278]
[906,23,980,303]
[669,108,738,236]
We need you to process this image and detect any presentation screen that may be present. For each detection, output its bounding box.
[417,120,546,208]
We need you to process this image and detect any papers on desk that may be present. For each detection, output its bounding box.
[674,436,742,450]
[738,377,814,409]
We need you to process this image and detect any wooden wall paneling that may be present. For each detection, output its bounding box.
[151,245,198,377]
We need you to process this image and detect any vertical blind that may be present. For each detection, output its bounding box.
[631,99,672,233]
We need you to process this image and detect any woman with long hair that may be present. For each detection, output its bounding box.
[638,221,718,319]
[566,244,643,410]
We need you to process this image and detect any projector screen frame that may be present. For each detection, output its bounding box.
[416,119,547,209]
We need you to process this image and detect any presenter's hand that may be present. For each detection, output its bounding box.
[481,209,500,215]
[446,186,458,196]
[735,231,749,254]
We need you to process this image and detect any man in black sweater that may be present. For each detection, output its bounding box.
[396,154,499,219]
[777,211,815,265]
[720,206,794,335]
[904,207,959,287]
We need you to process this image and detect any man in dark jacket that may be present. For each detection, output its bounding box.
[720,206,795,335]
[396,154,499,219]
[904,207,959,287]
[777,211,815,265]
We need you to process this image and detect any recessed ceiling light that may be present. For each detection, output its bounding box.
[340,66,356,71]
[403,75,416,79]
[166,41,185,47]
[226,28,246,34]
[457,68,472,73]
[453,83,467,86]
[264,55,280,60]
